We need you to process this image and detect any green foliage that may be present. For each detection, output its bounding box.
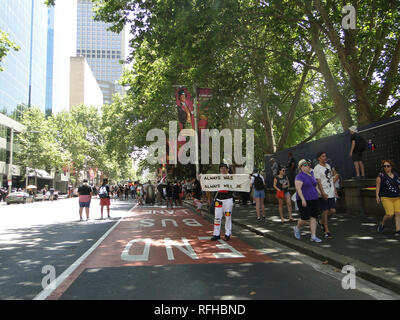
[15,105,135,184]
[15,107,65,173]
[43,0,400,174]
[0,30,19,72]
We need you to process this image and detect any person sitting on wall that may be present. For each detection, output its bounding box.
[349,125,366,179]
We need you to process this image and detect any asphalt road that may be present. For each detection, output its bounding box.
[0,198,398,300]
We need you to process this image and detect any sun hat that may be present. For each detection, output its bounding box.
[349,125,358,133]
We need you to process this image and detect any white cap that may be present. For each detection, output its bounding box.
[298,159,311,168]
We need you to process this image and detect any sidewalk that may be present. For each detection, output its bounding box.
[184,199,400,294]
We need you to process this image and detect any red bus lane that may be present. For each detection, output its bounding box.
[48,207,274,299]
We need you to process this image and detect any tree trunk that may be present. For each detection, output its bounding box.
[257,85,276,154]
[307,16,353,130]
[277,57,312,150]
[313,0,376,125]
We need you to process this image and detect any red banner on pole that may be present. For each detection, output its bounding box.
[196,88,211,140]
[175,88,195,135]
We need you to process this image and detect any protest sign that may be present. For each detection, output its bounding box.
[199,174,251,192]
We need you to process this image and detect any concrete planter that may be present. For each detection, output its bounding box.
[342,179,385,216]
[360,188,385,217]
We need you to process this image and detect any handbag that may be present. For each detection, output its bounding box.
[276,190,285,199]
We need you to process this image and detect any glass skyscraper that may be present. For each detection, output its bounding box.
[45,7,55,116]
[46,0,77,115]
[76,0,125,105]
[0,0,48,115]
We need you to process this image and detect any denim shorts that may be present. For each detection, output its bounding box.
[253,189,265,199]
[79,201,91,208]
[319,198,336,211]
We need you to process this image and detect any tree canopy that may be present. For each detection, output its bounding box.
[45,0,400,170]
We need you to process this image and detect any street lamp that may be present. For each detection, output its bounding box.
[7,128,15,193]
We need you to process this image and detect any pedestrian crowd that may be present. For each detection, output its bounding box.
[70,126,400,242]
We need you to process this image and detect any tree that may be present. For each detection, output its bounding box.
[15,107,65,186]
[0,30,19,72]
[91,0,336,160]
[65,0,400,175]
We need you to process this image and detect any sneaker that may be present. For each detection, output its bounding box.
[395,230,400,236]
[223,235,231,241]
[210,235,220,241]
[310,236,322,243]
[293,226,301,239]
[257,217,261,222]
[324,232,332,238]
[377,223,384,233]
[262,216,266,221]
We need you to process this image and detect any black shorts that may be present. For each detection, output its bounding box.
[319,198,336,211]
[297,199,320,220]
[352,152,363,162]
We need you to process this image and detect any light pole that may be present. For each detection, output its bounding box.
[7,128,14,194]
[192,84,199,179]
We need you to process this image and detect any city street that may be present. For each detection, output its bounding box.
[0,198,398,300]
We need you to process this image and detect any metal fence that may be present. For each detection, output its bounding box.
[264,116,400,188]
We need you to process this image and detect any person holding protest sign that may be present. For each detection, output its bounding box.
[211,163,235,241]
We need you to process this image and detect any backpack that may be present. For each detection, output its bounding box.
[353,133,367,152]
[99,185,108,198]
[254,174,265,191]
[358,135,367,152]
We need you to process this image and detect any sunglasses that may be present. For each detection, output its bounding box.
[383,165,391,168]
[302,163,310,167]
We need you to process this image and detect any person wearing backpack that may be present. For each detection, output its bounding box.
[251,168,266,222]
[99,178,111,219]
[349,126,366,179]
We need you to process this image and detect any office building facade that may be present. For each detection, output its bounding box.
[69,56,103,110]
[46,0,77,115]
[0,113,24,188]
[0,0,48,115]
[76,0,126,105]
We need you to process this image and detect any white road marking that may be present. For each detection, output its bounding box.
[33,203,138,300]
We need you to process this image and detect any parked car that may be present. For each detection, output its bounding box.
[45,191,59,201]
[5,192,30,205]
[33,193,45,201]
